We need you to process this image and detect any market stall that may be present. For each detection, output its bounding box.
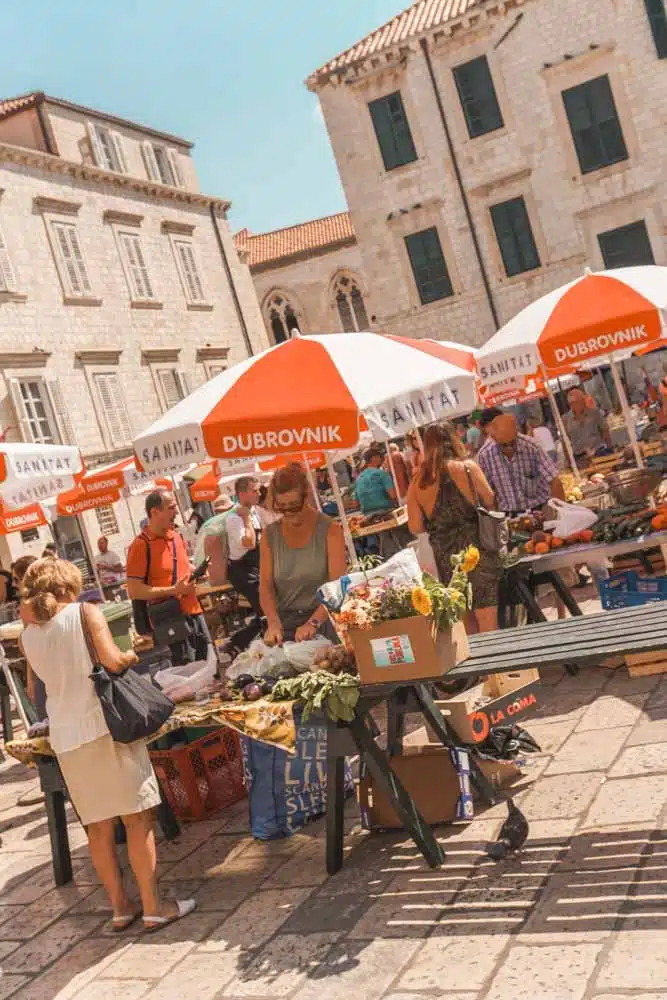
[476,265,667,470]
[9,598,667,881]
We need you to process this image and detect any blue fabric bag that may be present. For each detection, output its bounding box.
[240,708,353,840]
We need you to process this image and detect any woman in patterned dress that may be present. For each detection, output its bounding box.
[407,422,502,633]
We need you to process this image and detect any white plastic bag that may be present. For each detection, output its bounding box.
[415,533,439,579]
[318,547,423,611]
[154,645,217,700]
[226,639,288,681]
[543,498,598,539]
[283,636,333,673]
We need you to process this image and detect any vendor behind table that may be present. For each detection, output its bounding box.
[477,409,565,515]
[260,463,346,646]
[563,387,612,461]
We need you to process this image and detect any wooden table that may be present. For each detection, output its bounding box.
[352,511,411,560]
[325,602,667,874]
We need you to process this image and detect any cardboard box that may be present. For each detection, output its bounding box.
[348,616,469,686]
[431,677,542,744]
[483,668,540,700]
[358,745,520,830]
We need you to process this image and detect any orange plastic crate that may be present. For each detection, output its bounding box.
[150,728,246,821]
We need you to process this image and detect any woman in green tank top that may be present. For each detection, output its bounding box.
[260,463,347,645]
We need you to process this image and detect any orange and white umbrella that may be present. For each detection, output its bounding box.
[477,266,667,385]
[0,501,48,535]
[133,332,477,474]
[0,442,84,510]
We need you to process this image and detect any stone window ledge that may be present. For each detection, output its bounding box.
[130,300,164,310]
[0,292,27,304]
[63,296,103,307]
[186,302,214,312]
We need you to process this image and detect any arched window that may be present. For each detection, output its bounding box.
[333,274,369,332]
[265,292,301,344]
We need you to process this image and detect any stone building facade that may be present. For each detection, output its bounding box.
[235,213,371,342]
[0,91,268,570]
[306,0,667,352]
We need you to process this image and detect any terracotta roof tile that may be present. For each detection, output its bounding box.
[306,0,489,87]
[235,212,355,268]
[0,92,41,120]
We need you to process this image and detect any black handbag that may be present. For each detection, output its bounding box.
[149,597,188,646]
[80,604,174,744]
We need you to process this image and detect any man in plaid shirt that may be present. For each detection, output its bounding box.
[478,409,565,514]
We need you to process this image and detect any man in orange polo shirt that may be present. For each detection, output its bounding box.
[126,491,210,665]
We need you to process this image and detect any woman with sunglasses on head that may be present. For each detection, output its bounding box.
[260,463,347,645]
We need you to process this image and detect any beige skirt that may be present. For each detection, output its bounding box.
[58,734,161,826]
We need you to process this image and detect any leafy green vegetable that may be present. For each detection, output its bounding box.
[268,670,360,722]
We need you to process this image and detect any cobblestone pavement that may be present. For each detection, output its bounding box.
[2,607,667,998]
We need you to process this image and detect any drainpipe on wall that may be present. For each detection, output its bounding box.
[209,202,255,357]
[419,37,500,330]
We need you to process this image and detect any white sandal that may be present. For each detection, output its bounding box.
[112,911,141,933]
[143,899,196,932]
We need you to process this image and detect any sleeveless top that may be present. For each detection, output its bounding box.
[266,513,331,614]
[21,603,109,755]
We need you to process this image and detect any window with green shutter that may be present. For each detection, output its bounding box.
[368,91,417,171]
[490,197,541,278]
[562,76,628,174]
[405,228,454,305]
[453,56,504,138]
[597,221,655,269]
[644,0,667,57]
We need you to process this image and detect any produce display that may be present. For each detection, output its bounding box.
[510,500,667,556]
[591,504,667,543]
[268,670,360,722]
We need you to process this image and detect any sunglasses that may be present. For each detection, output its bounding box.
[274,498,306,515]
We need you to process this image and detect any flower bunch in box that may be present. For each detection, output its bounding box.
[333,546,479,635]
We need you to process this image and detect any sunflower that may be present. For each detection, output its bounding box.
[462,546,480,573]
[411,586,433,616]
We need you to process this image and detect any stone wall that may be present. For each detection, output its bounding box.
[313,0,667,345]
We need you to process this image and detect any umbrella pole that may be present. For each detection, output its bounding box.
[385,444,401,499]
[304,459,321,512]
[543,372,579,477]
[124,494,139,536]
[610,358,644,468]
[327,456,357,567]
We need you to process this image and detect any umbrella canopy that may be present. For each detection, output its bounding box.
[0,442,83,509]
[133,332,477,473]
[0,502,48,535]
[477,266,667,386]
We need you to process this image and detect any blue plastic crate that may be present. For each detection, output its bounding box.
[599,570,667,610]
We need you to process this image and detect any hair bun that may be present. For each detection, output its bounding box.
[29,591,59,623]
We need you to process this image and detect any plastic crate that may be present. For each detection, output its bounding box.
[149,728,246,821]
[599,570,667,610]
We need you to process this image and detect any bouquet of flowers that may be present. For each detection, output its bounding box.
[333,546,479,635]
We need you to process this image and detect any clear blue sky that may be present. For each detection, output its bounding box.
[1,0,404,234]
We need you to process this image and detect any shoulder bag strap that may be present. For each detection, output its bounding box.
[464,462,484,510]
[170,537,179,586]
[79,603,100,668]
[142,534,151,584]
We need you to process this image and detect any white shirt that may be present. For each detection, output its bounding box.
[532,426,556,454]
[226,507,262,562]
[22,603,109,754]
[94,549,124,586]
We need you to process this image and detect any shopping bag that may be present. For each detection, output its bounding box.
[543,498,598,539]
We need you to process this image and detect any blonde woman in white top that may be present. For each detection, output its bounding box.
[20,558,195,933]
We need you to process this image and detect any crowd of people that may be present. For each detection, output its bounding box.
[3,370,666,934]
